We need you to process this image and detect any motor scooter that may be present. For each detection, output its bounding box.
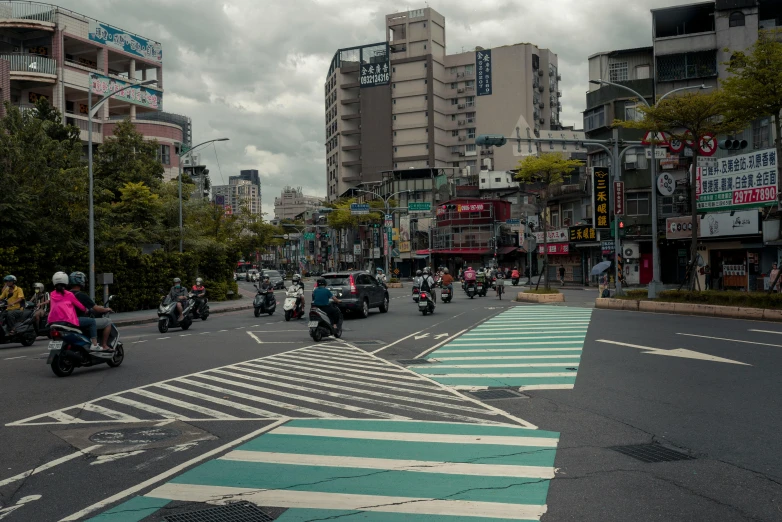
[47,296,124,377]
[0,299,38,346]
[283,285,305,321]
[476,280,486,297]
[190,292,210,320]
[157,293,194,333]
[465,281,476,299]
[418,291,435,315]
[309,305,343,342]
[441,285,452,303]
[253,284,276,317]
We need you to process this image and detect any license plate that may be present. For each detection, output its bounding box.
[308,321,319,328]
[48,341,63,351]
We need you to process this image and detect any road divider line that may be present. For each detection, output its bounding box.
[59,419,289,521]
[748,329,782,335]
[3,356,26,360]
[677,333,782,347]
[370,330,424,355]
[415,329,468,359]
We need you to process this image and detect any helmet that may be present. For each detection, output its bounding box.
[317,278,328,287]
[52,272,69,286]
[423,267,430,275]
[3,275,16,283]
[263,275,270,281]
[416,270,422,276]
[196,278,203,285]
[69,271,87,287]
[33,282,44,292]
[467,267,473,271]
[173,277,181,284]
[292,274,301,282]
[443,268,449,274]
[376,268,383,273]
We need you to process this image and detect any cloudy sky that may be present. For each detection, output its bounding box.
[59,0,694,216]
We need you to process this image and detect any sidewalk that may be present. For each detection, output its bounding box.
[110,286,256,327]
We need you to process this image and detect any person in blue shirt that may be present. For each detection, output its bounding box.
[312,278,341,328]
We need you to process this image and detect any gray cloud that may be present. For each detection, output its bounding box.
[58,0,696,215]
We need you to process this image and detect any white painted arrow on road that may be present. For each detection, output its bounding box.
[597,340,750,366]
[434,333,449,339]
[414,333,430,340]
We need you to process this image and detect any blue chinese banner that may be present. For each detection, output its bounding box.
[476,49,492,96]
[89,20,162,63]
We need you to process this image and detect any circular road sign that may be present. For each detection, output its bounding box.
[283,234,289,240]
[669,138,684,153]
[657,172,675,196]
[699,134,717,157]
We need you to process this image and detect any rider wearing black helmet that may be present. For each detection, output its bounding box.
[312,277,341,328]
[69,271,114,351]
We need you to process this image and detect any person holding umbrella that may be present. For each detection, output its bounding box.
[591,260,612,298]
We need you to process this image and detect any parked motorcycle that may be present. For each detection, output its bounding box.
[253,285,276,317]
[47,296,123,377]
[190,292,210,321]
[0,299,38,346]
[441,285,452,303]
[308,305,343,342]
[157,293,194,333]
[418,291,436,315]
[283,285,305,321]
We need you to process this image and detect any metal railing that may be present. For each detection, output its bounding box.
[0,1,57,22]
[0,53,56,75]
[65,116,101,133]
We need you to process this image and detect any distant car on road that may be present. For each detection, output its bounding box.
[261,270,285,290]
[321,271,389,319]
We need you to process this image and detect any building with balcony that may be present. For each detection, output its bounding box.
[325,6,560,202]
[212,176,261,218]
[273,186,322,221]
[0,1,187,179]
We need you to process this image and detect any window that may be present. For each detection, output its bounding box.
[425,144,429,149]
[451,98,459,105]
[626,193,650,216]
[159,144,170,165]
[393,99,396,104]
[481,178,486,184]
[393,115,396,120]
[424,79,427,84]
[466,144,476,152]
[394,131,397,136]
[451,114,456,121]
[424,62,427,68]
[394,147,398,152]
[393,83,396,88]
[465,64,474,75]
[423,22,426,27]
[562,202,574,225]
[661,196,674,215]
[452,130,459,136]
[424,44,427,50]
[584,106,606,131]
[466,80,475,88]
[392,67,396,72]
[657,51,717,81]
[451,82,457,89]
[550,209,560,229]
[624,103,642,122]
[451,146,459,153]
[729,11,745,27]
[467,128,476,138]
[609,62,628,82]
[494,177,501,183]
[636,64,650,80]
[452,162,460,167]
[466,96,475,107]
[753,118,771,149]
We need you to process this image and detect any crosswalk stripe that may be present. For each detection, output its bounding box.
[433,355,581,361]
[215,365,492,414]
[452,336,584,341]
[419,372,576,378]
[105,396,184,419]
[250,357,427,381]
[153,383,279,418]
[446,341,583,347]
[198,372,405,419]
[131,389,240,420]
[220,450,555,479]
[78,403,140,422]
[434,348,582,353]
[279,351,409,371]
[272,426,559,447]
[428,363,578,369]
[145,484,546,520]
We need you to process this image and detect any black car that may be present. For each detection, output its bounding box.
[260,270,285,290]
[321,271,389,318]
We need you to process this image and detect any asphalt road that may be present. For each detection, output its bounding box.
[0,282,780,521]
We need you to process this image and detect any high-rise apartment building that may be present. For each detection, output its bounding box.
[212,176,261,217]
[324,7,560,201]
[274,186,322,221]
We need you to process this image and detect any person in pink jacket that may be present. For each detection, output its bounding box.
[48,271,101,351]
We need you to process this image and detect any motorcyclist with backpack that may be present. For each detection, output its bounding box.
[420,267,437,303]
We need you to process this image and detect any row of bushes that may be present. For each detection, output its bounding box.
[618,289,782,310]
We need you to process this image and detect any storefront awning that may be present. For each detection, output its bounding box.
[497,246,520,255]
[418,248,490,255]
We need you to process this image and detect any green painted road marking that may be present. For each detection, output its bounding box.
[276,508,540,521]
[87,496,169,522]
[281,418,558,437]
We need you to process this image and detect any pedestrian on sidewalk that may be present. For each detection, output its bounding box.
[559,264,566,287]
[770,263,780,293]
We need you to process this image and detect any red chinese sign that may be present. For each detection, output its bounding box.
[537,243,570,255]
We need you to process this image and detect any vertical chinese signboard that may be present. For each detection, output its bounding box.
[592,166,610,229]
[614,181,625,216]
[697,148,777,210]
[476,49,492,96]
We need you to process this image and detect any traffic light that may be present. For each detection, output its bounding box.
[444,204,457,211]
[475,134,507,147]
[718,138,748,151]
[619,219,626,238]
[610,217,627,238]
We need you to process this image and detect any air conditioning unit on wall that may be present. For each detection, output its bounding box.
[623,243,640,259]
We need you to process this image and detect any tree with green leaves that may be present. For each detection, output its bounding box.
[722,29,782,198]
[515,153,582,289]
[326,197,386,230]
[616,90,747,287]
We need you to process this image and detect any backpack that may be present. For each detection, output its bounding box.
[421,276,432,292]
[601,289,610,298]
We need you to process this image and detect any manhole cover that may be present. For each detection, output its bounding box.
[396,359,432,365]
[89,427,182,445]
[164,502,273,522]
[609,443,695,463]
[469,389,528,400]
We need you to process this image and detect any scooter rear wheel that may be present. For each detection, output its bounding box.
[285,310,292,321]
[311,329,322,342]
[21,330,36,347]
[51,355,74,377]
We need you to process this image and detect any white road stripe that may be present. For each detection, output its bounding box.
[430,363,578,369]
[106,396,185,419]
[220,450,554,479]
[462,331,586,336]
[200,372,492,424]
[677,333,782,347]
[292,350,402,369]
[300,346,392,362]
[144,484,546,520]
[132,389,239,420]
[371,330,425,355]
[420,372,575,378]
[433,355,580,361]
[231,363,456,398]
[81,403,140,422]
[0,444,102,488]
[447,341,584,347]
[452,336,585,342]
[263,355,426,381]
[201,372,408,419]
[275,351,411,372]
[435,348,582,353]
[449,384,576,392]
[48,411,83,423]
[154,382,280,418]
[273,426,558,447]
[212,366,491,413]
[748,329,782,335]
[4,356,26,360]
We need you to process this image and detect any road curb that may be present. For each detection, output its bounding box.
[112,303,254,327]
[595,298,782,322]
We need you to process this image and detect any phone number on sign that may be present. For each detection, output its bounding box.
[733,187,777,205]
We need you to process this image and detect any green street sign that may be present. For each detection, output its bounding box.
[303,232,316,240]
[408,202,431,213]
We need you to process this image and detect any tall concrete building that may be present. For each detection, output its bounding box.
[212,176,261,217]
[274,186,322,221]
[324,7,560,201]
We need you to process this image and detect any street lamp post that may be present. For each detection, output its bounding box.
[353,189,411,277]
[87,75,157,301]
[590,80,708,298]
[176,138,229,253]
